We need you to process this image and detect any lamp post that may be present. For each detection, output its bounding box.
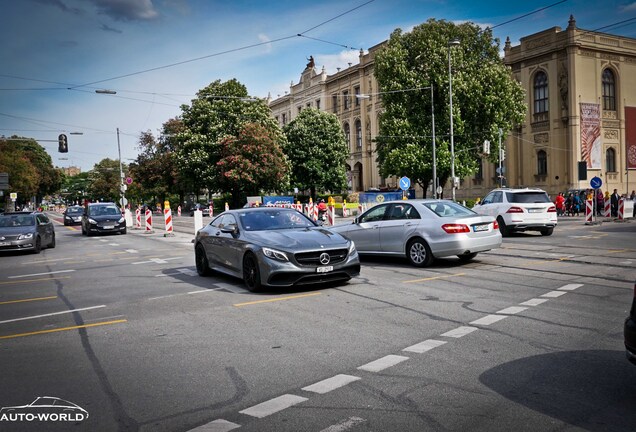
[430,84,438,198]
[117,128,125,209]
[448,38,460,201]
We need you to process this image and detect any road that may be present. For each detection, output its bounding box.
[0,214,634,432]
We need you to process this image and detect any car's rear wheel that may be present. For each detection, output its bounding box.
[458,252,477,262]
[243,252,262,292]
[406,238,433,267]
[497,217,509,237]
[540,228,554,236]
[195,244,211,276]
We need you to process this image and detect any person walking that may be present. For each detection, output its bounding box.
[596,190,604,216]
[555,192,565,217]
[610,188,620,217]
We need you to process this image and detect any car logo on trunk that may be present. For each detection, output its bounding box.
[319,253,330,265]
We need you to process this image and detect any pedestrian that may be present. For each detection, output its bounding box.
[565,193,574,216]
[596,190,604,216]
[555,192,565,216]
[610,188,620,217]
[631,190,636,200]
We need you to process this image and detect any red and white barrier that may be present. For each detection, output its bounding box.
[135,208,142,229]
[225,202,229,211]
[209,204,213,218]
[342,200,348,218]
[177,205,181,217]
[618,198,625,221]
[327,205,335,225]
[603,200,611,217]
[585,199,593,224]
[145,208,153,233]
[164,207,173,235]
[313,203,318,221]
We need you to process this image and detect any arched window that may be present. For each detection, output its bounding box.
[537,150,548,175]
[602,69,616,111]
[534,71,548,114]
[355,119,362,149]
[606,147,616,172]
[343,123,350,150]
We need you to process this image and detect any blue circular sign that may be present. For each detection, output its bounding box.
[590,176,602,189]
[399,176,411,191]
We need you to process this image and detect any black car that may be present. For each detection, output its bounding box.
[63,206,84,226]
[81,203,126,236]
[0,211,55,253]
[625,281,636,365]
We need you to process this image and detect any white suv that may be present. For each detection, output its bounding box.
[473,188,557,236]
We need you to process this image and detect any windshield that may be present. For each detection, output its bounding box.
[239,210,315,231]
[66,207,83,215]
[506,192,550,203]
[90,206,121,216]
[0,214,35,227]
[422,201,476,218]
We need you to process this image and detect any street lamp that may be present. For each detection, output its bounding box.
[448,38,460,201]
[117,128,125,208]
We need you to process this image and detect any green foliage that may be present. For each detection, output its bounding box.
[217,123,290,207]
[282,108,348,199]
[87,158,124,202]
[374,19,526,196]
[61,171,91,204]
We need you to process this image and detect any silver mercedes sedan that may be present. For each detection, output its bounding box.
[194,207,360,292]
[328,199,502,267]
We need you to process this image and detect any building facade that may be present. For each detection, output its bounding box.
[269,17,636,199]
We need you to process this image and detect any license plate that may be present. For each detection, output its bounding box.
[0,242,8,246]
[528,208,542,213]
[317,266,333,273]
[103,225,114,229]
[473,225,489,232]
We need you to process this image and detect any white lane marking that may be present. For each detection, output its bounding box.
[403,339,447,354]
[8,269,75,279]
[620,261,633,265]
[320,416,367,432]
[302,374,361,394]
[496,306,528,315]
[357,355,409,372]
[519,298,549,306]
[99,239,108,242]
[187,289,219,295]
[0,305,106,325]
[132,257,182,265]
[541,291,567,298]
[125,249,138,254]
[558,284,583,291]
[108,243,120,246]
[187,418,240,432]
[239,394,307,418]
[470,315,507,326]
[440,326,478,338]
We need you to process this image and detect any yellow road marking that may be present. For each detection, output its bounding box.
[606,249,628,254]
[0,296,57,305]
[0,276,71,285]
[0,319,127,340]
[234,292,321,307]
[403,273,465,284]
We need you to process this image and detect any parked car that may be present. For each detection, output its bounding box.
[328,199,501,267]
[194,207,360,292]
[63,205,84,226]
[625,280,636,365]
[473,188,557,236]
[81,203,126,236]
[0,211,55,253]
[189,203,211,217]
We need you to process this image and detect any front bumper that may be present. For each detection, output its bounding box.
[625,316,636,365]
[0,238,36,252]
[87,223,126,234]
[64,216,82,225]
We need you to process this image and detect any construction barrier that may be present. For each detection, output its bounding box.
[209,204,213,218]
[313,203,318,221]
[177,205,181,217]
[225,202,229,211]
[145,208,153,233]
[342,200,348,218]
[603,200,611,217]
[164,207,173,236]
[618,198,625,221]
[327,205,335,225]
[135,208,142,229]
[585,199,593,224]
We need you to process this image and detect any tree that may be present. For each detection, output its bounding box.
[217,123,290,207]
[373,19,526,197]
[87,158,124,202]
[60,171,91,205]
[282,108,349,199]
[176,79,284,195]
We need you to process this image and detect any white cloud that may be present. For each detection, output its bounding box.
[622,2,636,11]
[316,50,361,75]
[258,33,272,53]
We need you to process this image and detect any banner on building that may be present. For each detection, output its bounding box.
[625,106,636,169]
[580,103,601,169]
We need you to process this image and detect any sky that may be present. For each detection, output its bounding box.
[2,0,636,174]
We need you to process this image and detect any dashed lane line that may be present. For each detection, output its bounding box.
[559,283,583,291]
[470,315,508,326]
[519,298,549,306]
[320,416,367,432]
[541,290,568,298]
[0,305,106,325]
[357,355,409,372]
[302,374,361,394]
[7,270,75,279]
[132,257,184,265]
[239,394,308,419]
[402,339,447,354]
[187,419,240,432]
[440,326,478,338]
[496,306,528,315]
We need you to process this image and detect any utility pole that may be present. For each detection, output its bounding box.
[117,128,125,208]
[498,128,504,188]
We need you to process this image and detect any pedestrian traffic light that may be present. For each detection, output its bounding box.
[58,134,68,153]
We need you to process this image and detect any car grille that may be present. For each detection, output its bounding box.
[295,248,348,266]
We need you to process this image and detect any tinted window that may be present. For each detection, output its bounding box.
[239,210,314,231]
[36,214,49,224]
[360,205,388,223]
[66,207,83,215]
[423,202,476,218]
[0,215,35,227]
[506,192,550,203]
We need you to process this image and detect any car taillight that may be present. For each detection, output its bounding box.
[547,206,557,213]
[442,224,470,234]
[506,206,524,213]
[493,220,499,230]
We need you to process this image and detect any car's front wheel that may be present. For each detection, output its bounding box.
[49,233,56,248]
[195,244,211,276]
[32,236,42,254]
[540,228,554,236]
[243,252,262,292]
[406,238,433,267]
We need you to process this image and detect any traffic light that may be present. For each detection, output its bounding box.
[58,134,68,153]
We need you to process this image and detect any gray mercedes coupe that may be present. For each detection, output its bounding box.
[194,207,360,292]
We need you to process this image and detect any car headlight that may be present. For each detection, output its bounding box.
[118,217,125,223]
[262,247,289,262]
[18,233,34,240]
[88,218,98,224]
[349,240,356,254]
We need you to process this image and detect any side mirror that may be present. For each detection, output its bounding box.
[220,225,238,234]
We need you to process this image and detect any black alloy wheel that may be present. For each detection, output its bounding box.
[195,244,211,277]
[243,252,262,292]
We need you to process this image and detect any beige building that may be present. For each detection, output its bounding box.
[269,16,636,198]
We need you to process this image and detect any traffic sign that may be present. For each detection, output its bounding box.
[126,177,133,185]
[590,176,602,189]
[399,176,411,191]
